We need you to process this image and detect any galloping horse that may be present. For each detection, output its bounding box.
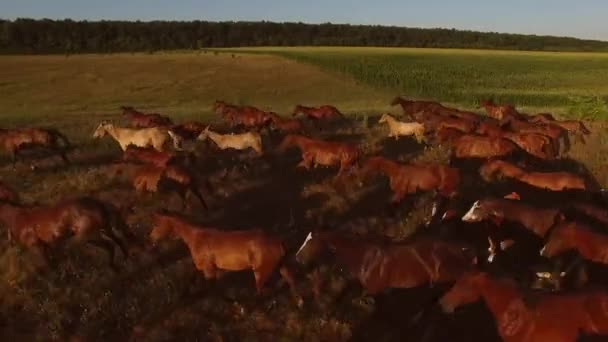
[462,198,563,238]
[292,104,343,121]
[479,160,590,192]
[451,135,520,159]
[295,231,475,295]
[440,271,608,342]
[529,116,590,142]
[0,197,131,268]
[505,119,570,154]
[359,156,460,202]
[214,101,273,129]
[0,127,71,166]
[198,126,263,154]
[149,212,300,301]
[541,221,608,265]
[93,122,181,152]
[122,146,178,168]
[267,113,303,133]
[277,134,359,177]
[390,97,443,117]
[378,113,425,143]
[121,106,173,128]
[479,99,524,123]
[476,123,559,159]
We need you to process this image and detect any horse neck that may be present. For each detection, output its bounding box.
[477,276,525,320]
[166,217,201,246]
[103,125,124,141]
[323,234,369,273]
[205,130,222,142]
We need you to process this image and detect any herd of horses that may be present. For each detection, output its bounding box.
[1,96,607,341]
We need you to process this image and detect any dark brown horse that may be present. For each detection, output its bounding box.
[267,113,303,133]
[440,271,608,342]
[542,221,608,265]
[0,128,70,166]
[391,97,443,117]
[149,212,300,302]
[121,106,173,128]
[277,134,359,177]
[462,198,563,238]
[0,197,131,268]
[213,101,273,129]
[296,231,475,295]
[359,156,460,202]
[292,104,343,120]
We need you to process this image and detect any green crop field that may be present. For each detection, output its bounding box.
[221,47,608,118]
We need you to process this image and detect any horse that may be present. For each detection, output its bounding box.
[295,231,475,296]
[378,113,425,143]
[122,146,179,168]
[214,101,273,130]
[93,121,181,152]
[529,116,590,142]
[390,97,443,118]
[451,135,521,159]
[541,221,608,265]
[479,99,524,123]
[292,104,343,120]
[0,197,131,269]
[569,203,608,225]
[277,134,359,177]
[267,113,303,133]
[462,198,563,238]
[0,127,71,166]
[432,127,467,145]
[359,156,460,202]
[121,106,173,128]
[505,119,570,154]
[197,126,263,154]
[169,121,208,140]
[0,182,18,203]
[479,160,589,191]
[131,164,209,210]
[148,211,300,301]
[440,271,608,342]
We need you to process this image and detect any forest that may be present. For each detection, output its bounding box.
[2,18,608,54]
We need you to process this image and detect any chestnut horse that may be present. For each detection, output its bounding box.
[440,271,608,342]
[505,119,570,154]
[391,97,443,117]
[131,164,209,210]
[451,135,520,159]
[541,221,608,265]
[121,106,173,128]
[277,134,359,177]
[122,146,178,168]
[0,128,71,166]
[479,99,524,123]
[359,156,460,202]
[479,160,589,191]
[267,113,303,133]
[529,116,590,140]
[149,212,300,300]
[292,104,343,120]
[214,101,273,129]
[296,231,475,295]
[462,198,563,238]
[0,197,131,268]
[476,122,559,159]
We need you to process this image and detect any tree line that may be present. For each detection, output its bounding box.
[1,18,607,54]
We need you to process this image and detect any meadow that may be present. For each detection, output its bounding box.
[0,48,607,341]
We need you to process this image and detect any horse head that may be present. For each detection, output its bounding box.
[196,126,211,141]
[149,210,180,245]
[378,113,392,124]
[439,271,486,313]
[93,121,112,138]
[295,230,328,265]
[461,200,491,223]
[540,222,576,259]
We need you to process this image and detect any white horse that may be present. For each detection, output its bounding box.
[197,127,262,154]
[93,121,181,151]
[378,113,425,143]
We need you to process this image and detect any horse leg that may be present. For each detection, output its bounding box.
[105,228,130,259]
[279,265,303,307]
[189,186,208,211]
[253,261,277,295]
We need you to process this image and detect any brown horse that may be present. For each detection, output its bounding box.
[390,97,443,117]
[529,116,590,139]
[214,101,273,129]
[541,221,608,265]
[296,231,475,295]
[359,156,460,202]
[479,99,524,123]
[121,106,173,128]
[505,119,570,154]
[277,134,359,176]
[149,212,300,301]
[267,113,303,133]
[479,160,589,191]
[131,164,209,210]
[451,135,520,159]
[570,203,608,225]
[462,198,563,238]
[122,146,178,168]
[292,104,343,120]
[0,182,18,203]
[477,122,559,159]
[0,197,131,268]
[432,127,467,144]
[0,128,71,166]
[440,271,608,342]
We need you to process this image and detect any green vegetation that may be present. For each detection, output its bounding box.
[222,47,608,116]
[3,19,608,54]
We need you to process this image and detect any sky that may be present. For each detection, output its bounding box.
[1,0,607,41]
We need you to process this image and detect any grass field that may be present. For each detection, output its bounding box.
[221,47,608,117]
[0,48,608,341]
